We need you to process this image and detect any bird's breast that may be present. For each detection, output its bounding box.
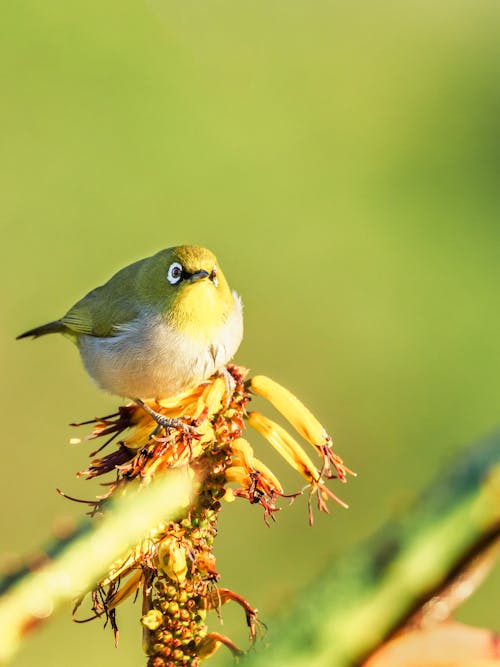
[77,296,243,399]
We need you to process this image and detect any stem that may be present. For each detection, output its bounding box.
[245,430,500,667]
[0,468,194,663]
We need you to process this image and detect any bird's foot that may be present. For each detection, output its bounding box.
[134,399,197,440]
[149,415,196,440]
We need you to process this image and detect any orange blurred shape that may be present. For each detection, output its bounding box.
[364,621,500,667]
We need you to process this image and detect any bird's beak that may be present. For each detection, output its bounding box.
[186,270,210,284]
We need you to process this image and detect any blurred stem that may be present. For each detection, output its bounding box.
[245,431,500,667]
[0,468,194,664]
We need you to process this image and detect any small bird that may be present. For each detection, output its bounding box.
[17,245,243,430]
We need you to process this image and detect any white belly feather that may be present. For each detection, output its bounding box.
[77,293,243,399]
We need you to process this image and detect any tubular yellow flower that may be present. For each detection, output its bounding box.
[225,465,252,486]
[250,375,329,445]
[157,537,188,583]
[247,411,321,484]
[141,609,164,632]
[106,570,143,611]
[228,437,284,494]
[249,374,354,482]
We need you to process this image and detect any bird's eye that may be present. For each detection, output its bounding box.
[167,262,184,285]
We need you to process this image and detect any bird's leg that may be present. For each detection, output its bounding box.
[133,398,195,439]
[216,367,236,408]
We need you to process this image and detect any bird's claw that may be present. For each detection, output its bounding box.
[149,415,197,440]
[133,398,197,441]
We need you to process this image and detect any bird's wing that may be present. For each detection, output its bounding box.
[61,284,140,338]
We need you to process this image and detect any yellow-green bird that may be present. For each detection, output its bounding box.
[17,245,243,429]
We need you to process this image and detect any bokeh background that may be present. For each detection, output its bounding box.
[2,1,500,665]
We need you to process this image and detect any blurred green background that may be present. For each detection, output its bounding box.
[2,1,500,665]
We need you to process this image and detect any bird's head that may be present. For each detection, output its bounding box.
[137,245,236,340]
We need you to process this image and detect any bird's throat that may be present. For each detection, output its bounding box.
[169,282,233,344]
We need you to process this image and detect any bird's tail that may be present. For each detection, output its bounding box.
[16,320,66,340]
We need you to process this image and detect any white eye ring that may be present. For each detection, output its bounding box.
[167,262,183,285]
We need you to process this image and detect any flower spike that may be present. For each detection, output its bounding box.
[66,365,352,664]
